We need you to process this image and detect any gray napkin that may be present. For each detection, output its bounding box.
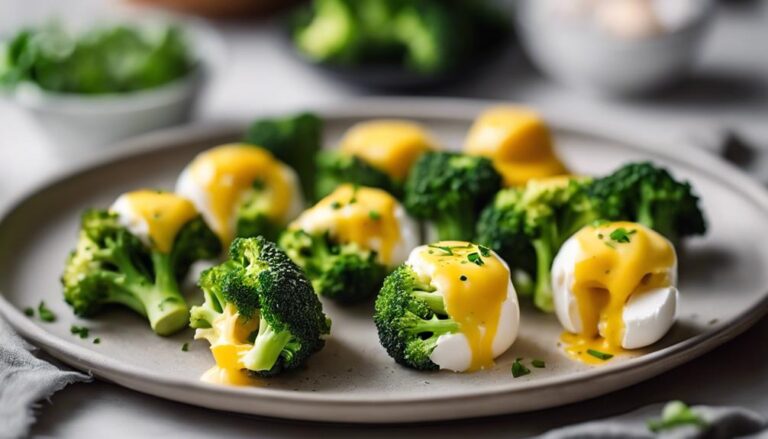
[537,402,766,439]
[0,317,90,439]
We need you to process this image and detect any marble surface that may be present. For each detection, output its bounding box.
[0,0,766,437]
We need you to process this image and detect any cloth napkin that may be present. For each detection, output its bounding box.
[537,402,766,439]
[0,317,90,439]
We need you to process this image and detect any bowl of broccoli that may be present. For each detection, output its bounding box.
[0,18,224,151]
[287,0,511,90]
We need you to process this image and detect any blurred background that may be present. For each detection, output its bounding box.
[1,0,766,207]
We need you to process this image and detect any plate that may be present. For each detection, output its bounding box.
[2,99,768,423]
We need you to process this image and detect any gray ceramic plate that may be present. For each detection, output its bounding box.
[2,99,768,423]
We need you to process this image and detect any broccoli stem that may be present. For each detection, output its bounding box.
[639,201,677,243]
[531,227,557,313]
[405,313,459,336]
[412,290,446,315]
[434,207,475,241]
[242,314,293,372]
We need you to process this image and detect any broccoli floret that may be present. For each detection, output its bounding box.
[279,229,388,304]
[244,112,323,201]
[293,0,362,63]
[190,237,330,376]
[590,162,707,243]
[374,265,459,370]
[62,209,221,335]
[476,177,598,312]
[393,2,464,73]
[315,150,399,200]
[405,152,502,241]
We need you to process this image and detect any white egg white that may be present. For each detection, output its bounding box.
[406,246,521,372]
[551,234,678,350]
[175,162,304,241]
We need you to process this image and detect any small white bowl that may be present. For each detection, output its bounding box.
[515,0,714,97]
[4,18,224,154]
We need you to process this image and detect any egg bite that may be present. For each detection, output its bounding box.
[175,144,304,246]
[552,221,678,364]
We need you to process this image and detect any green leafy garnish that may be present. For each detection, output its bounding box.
[511,359,530,378]
[330,201,342,210]
[647,401,707,433]
[532,359,546,368]
[467,252,484,266]
[587,349,613,361]
[24,307,34,317]
[369,210,381,221]
[428,245,454,255]
[70,325,89,339]
[459,275,467,281]
[93,338,101,344]
[478,245,491,257]
[37,301,56,323]
[181,342,189,352]
[609,227,637,244]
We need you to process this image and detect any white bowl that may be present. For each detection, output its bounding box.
[515,0,714,97]
[4,18,224,154]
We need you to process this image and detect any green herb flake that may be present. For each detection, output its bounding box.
[532,359,546,368]
[368,210,381,221]
[609,227,637,244]
[24,307,34,317]
[330,201,342,210]
[587,349,613,361]
[460,275,467,281]
[467,252,484,266]
[93,338,101,344]
[478,245,491,257]
[37,301,56,323]
[181,342,189,352]
[511,359,530,378]
[428,245,454,256]
[647,401,707,433]
[70,325,89,339]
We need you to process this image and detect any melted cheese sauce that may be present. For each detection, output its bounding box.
[111,190,198,253]
[340,120,436,181]
[564,222,676,363]
[186,144,294,243]
[290,184,403,265]
[196,303,260,386]
[414,241,510,371]
[464,106,567,186]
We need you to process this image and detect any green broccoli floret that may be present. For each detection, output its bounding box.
[590,162,707,243]
[315,150,399,200]
[62,209,221,335]
[476,177,598,312]
[374,265,459,370]
[190,237,330,376]
[405,152,502,241]
[293,0,362,63]
[244,112,323,201]
[279,229,388,304]
[393,1,464,73]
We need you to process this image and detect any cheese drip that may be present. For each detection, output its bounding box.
[564,222,676,364]
[340,120,435,181]
[189,144,293,243]
[113,191,198,253]
[417,241,509,371]
[197,303,259,386]
[464,106,567,186]
[291,184,401,266]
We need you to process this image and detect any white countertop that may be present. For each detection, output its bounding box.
[1,0,766,437]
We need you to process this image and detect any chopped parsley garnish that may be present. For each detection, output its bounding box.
[251,179,265,190]
[511,359,530,378]
[428,245,454,255]
[478,245,491,257]
[93,338,101,344]
[369,210,381,221]
[587,349,613,361]
[467,252,484,266]
[37,301,56,323]
[460,275,467,281]
[609,227,637,244]
[532,359,546,368]
[181,342,189,352]
[349,184,359,204]
[647,401,707,433]
[330,201,342,210]
[70,325,89,339]
[24,307,34,317]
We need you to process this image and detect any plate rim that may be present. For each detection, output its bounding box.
[2,97,768,419]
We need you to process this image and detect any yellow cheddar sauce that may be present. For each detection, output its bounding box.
[417,241,509,371]
[119,190,199,253]
[197,303,260,386]
[464,106,567,186]
[340,120,436,181]
[291,184,401,265]
[189,144,294,243]
[563,222,676,364]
